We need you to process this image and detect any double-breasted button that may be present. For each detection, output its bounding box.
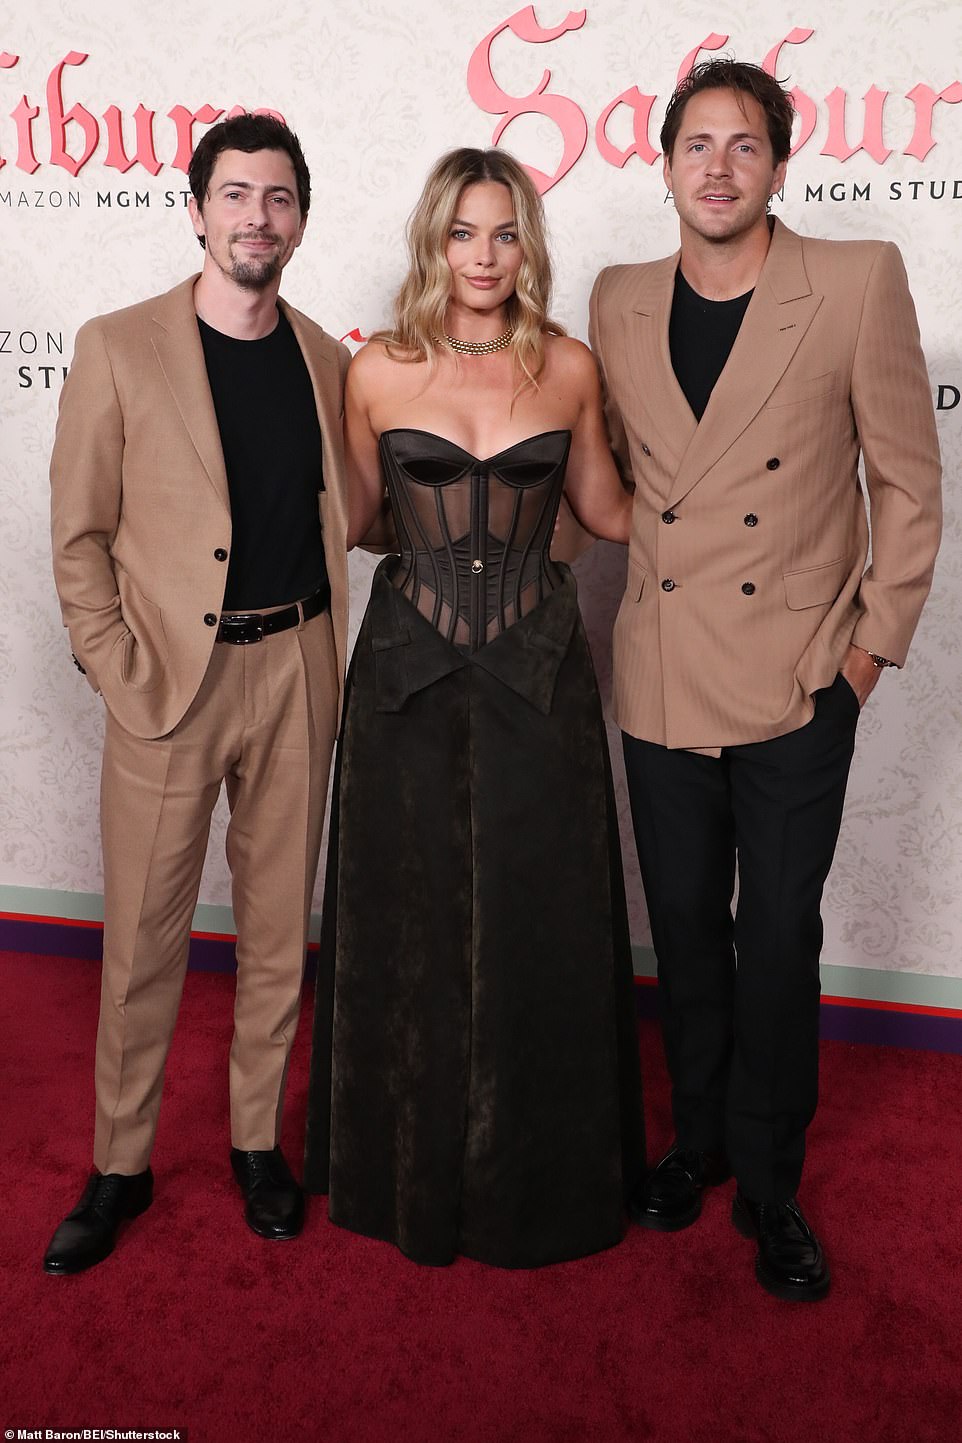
[471,559,484,574]
[661,578,676,592]
[214,547,228,561]
[642,444,652,457]
[741,582,756,596]
[766,457,780,471]
[744,513,758,527]
[662,510,676,525]
[204,612,218,626]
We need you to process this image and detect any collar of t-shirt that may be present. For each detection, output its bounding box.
[668,269,754,422]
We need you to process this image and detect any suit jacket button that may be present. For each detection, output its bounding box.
[204,612,218,626]
[661,510,676,524]
[661,578,675,592]
[741,582,756,595]
[744,513,758,526]
[642,444,652,456]
[766,457,780,470]
[214,547,228,561]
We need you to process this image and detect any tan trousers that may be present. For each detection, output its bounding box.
[93,608,338,1174]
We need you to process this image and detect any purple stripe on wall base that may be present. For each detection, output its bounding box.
[3,916,961,1055]
[0,916,242,969]
[817,1000,962,1055]
[4,918,106,962]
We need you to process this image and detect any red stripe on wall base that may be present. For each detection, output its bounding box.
[1,912,960,1038]
[821,993,962,1021]
[0,910,103,929]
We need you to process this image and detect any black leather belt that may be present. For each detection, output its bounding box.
[216,582,330,645]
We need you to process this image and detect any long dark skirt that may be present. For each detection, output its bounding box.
[304,560,645,1267]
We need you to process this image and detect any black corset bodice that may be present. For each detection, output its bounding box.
[378,428,571,653]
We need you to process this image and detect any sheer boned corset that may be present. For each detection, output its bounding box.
[379,428,571,653]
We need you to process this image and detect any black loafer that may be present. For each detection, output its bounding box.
[630,1144,731,1231]
[230,1146,304,1240]
[732,1190,831,1301]
[43,1168,154,1275]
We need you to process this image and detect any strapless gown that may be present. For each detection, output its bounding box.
[304,429,645,1267]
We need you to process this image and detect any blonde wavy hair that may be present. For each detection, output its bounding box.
[374,147,565,389]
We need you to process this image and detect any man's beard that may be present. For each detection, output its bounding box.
[226,234,283,291]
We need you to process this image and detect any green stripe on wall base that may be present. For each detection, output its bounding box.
[2,885,960,1011]
[2,884,107,925]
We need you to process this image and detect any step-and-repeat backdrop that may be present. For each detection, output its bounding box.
[2,0,960,999]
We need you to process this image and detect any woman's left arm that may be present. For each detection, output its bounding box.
[562,340,633,544]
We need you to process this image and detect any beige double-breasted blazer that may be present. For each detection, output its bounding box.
[589,218,942,751]
[50,277,351,740]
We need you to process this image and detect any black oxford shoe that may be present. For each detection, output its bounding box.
[230,1146,304,1240]
[43,1168,154,1275]
[630,1144,731,1231]
[732,1190,831,1301]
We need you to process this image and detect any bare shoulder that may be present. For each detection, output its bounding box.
[347,338,432,426]
[346,339,401,400]
[543,334,602,392]
[348,338,395,378]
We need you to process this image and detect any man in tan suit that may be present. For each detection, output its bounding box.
[590,60,941,1299]
[44,114,350,1273]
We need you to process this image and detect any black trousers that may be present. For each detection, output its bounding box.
[622,675,859,1201]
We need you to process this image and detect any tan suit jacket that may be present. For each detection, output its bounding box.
[50,276,351,740]
[589,219,942,752]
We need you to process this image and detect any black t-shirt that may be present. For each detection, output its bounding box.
[668,269,753,421]
[198,309,326,610]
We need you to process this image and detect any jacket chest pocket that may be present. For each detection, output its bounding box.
[766,370,837,409]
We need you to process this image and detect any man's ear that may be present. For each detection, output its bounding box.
[188,196,205,243]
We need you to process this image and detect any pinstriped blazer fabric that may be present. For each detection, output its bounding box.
[588,219,942,752]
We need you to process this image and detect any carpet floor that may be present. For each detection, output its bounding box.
[2,950,960,1443]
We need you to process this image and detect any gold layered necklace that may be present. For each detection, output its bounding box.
[440,327,515,356]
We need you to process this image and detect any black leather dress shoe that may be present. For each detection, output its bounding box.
[43,1169,153,1275]
[230,1146,304,1240]
[732,1190,831,1301]
[630,1144,731,1231]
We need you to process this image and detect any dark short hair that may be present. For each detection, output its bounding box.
[188,113,311,240]
[660,60,795,165]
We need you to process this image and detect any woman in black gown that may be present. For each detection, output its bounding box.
[304,148,645,1267]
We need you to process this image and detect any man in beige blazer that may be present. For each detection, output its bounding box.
[44,114,350,1273]
[590,60,941,1300]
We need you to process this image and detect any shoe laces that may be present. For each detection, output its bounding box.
[87,1173,125,1217]
[239,1148,292,1188]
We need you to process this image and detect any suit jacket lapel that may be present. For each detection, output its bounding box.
[668,221,823,507]
[624,254,697,481]
[283,302,347,554]
[149,276,230,516]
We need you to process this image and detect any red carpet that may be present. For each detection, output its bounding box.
[2,950,960,1443]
